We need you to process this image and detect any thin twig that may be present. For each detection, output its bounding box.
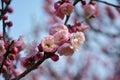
[1,0,6,43]
[64,15,70,25]
[1,0,11,43]
[93,0,120,8]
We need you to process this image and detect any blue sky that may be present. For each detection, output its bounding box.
[8,0,45,39]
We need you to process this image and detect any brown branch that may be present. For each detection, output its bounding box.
[93,0,120,8]
[0,0,11,20]
[0,41,14,73]
[1,0,11,43]
[1,0,7,43]
[11,53,52,80]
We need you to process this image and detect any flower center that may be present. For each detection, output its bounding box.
[46,43,51,48]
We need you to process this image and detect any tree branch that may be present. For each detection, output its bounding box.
[11,53,51,80]
[1,0,12,43]
[93,0,120,8]
[0,41,14,73]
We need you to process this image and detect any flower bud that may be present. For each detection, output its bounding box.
[8,54,16,60]
[2,14,8,20]
[6,21,13,27]
[1,66,7,73]
[51,54,59,62]
[7,7,13,13]
[5,60,11,66]
[54,2,61,10]
[38,43,43,52]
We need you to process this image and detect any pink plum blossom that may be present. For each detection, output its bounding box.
[57,43,74,56]
[0,40,6,55]
[55,10,65,19]
[54,1,61,10]
[60,3,74,16]
[41,35,58,52]
[55,2,74,19]
[70,32,85,49]
[83,4,96,16]
[49,23,68,35]
[53,30,70,45]
[13,36,26,52]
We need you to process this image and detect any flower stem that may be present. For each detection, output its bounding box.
[93,0,120,8]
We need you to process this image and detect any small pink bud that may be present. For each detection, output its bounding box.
[21,57,30,68]
[2,0,10,4]
[5,60,11,66]
[51,54,59,62]
[71,26,77,32]
[12,47,19,54]
[36,53,43,59]
[1,66,7,73]
[7,7,13,13]
[8,54,16,60]
[2,14,8,20]
[6,21,13,27]
[4,43,8,50]
[38,43,43,52]
[54,2,61,10]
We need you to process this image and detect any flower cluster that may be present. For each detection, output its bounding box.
[0,35,26,74]
[40,23,86,59]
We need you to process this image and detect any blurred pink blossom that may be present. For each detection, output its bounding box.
[55,2,74,19]
[49,23,68,35]
[13,36,26,52]
[0,40,6,55]
[57,43,74,56]
[83,4,96,16]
